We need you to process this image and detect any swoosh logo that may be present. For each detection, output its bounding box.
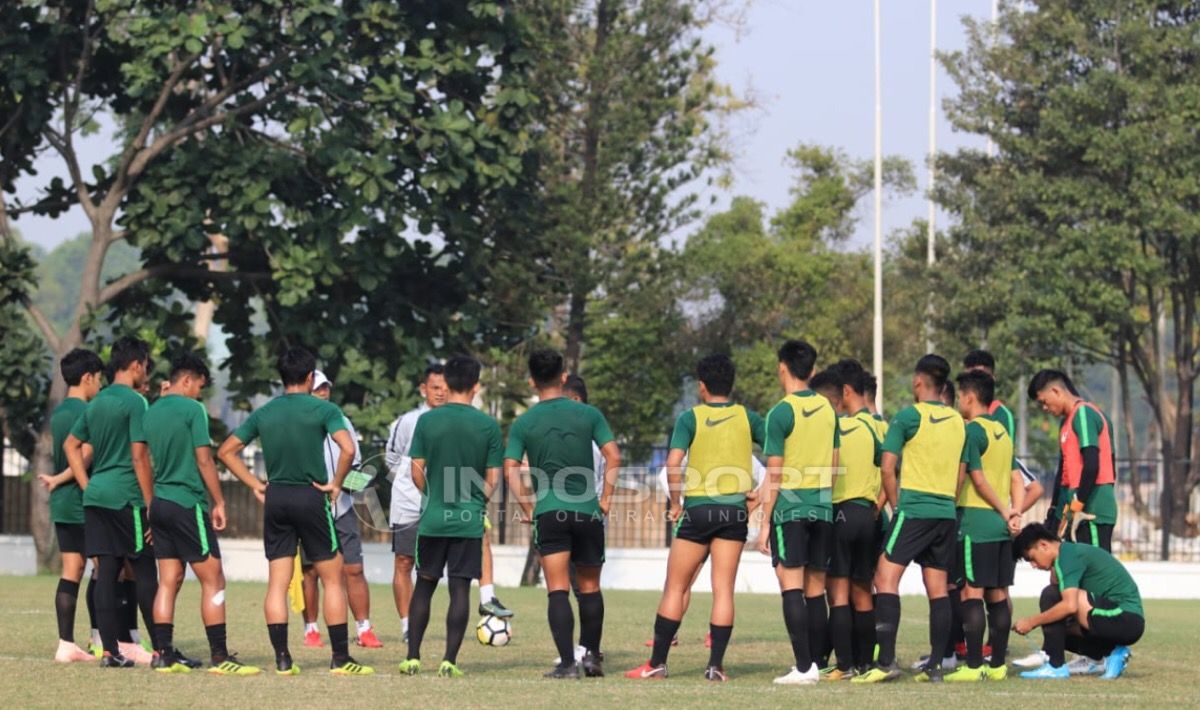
[841,425,861,435]
[705,415,735,427]
[801,406,824,418]
[928,414,954,424]
[993,431,1005,441]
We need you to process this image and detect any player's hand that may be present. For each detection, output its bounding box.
[666,502,681,523]
[253,484,267,505]
[312,480,341,505]
[37,474,58,491]
[756,530,771,556]
[1007,512,1023,535]
[599,495,612,516]
[517,508,533,524]
[211,502,227,531]
[143,524,153,546]
[1013,617,1035,635]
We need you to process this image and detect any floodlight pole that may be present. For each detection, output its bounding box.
[925,0,937,354]
[873,0,884,413]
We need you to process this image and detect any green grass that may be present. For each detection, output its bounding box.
[0,575,1192,708]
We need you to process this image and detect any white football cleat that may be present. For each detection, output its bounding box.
[774,663,820,685]
[1012,650,1049,668]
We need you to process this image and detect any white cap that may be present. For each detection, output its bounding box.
[312,370,332,391]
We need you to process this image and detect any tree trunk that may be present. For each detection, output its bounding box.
[563,290,587,374]
[1165,367,1196,539]
[1117,345,1146,515]
[30,366,70,572]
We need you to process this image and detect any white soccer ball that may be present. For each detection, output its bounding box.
[476,614,512,647]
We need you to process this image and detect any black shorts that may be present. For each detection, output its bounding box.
[673,504,748,545]
[770,518,832,570]
[883,513,956,570]
[85,505,151,558]
[830,502,877,582]
[301,511,362,566]
[1075,521,1114,552]
[534,510,606,566]
[416,535,482,580]
[149,497,221,563]
[263,484,338,562]
[1086,595,1145,645]
[55,523,86,555]
[956,537,1014,589]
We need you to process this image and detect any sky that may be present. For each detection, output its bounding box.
[13,0,994,253]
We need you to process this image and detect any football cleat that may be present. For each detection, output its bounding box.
[208,655,262,676]
[303,629,323,648]
[478,598,514,619]
[437,660,464,678]
[356,629,384,649]
[773,663,820,685]
[1019,663,1070,679]
[851,663,903,684]
[704,665,727,682]
[624,661,667,679]
[100,652,135,669]
[330,657,375,676]
[944,665,985,682]
[397,658,422,675]
[544,662,581,679]
[275,654,300,676]
[1101,646,1131,680]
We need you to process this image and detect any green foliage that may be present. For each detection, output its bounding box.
[30,233,140,335]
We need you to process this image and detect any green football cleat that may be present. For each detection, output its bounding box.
[851,663,902,684]
[209,655,262,676]
[944,665,986,682]
[984,665,1009,681]
[397,658,422,675]
[478,597,514,618]
[275,654,300,676]
[437,660,464,678]
[330,658,375,676]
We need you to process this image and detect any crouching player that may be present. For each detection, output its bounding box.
[626,355,764,682]
[1013,523,1143,680]
[145,353,259,674]
[944,371,1022,681]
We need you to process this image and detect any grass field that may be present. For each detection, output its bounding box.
[0,575,1192,708]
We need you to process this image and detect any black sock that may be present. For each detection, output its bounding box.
[575,590,604,655]
[267,623,289,658]
[962,598,985,668]
[86,577,98,637]
[155,623,174,655]
[407,576,437,661]
[874,593,900,667]
[829,604,853,671]
[650,614,681,667]
[329,623,349,664]
[986,600,1011,667]
[928,597,952,670]
[130,554,159,650]
[806,595,829,667]
[852,608,876,669]
[1038,585,1066,667]
[95,556,122,655]
[547,591,576,668]
[118,578,136,643]
[205,623,228,664]
[55,579,80,643]
[947,588,964,659]
[781,589,811,670]
[708,624,733,669]
[444,577,470,665]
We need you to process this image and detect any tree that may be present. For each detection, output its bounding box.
[1,1,536,569]
[938,0,1200,541]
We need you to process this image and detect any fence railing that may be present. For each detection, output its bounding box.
[4,446,1198,561]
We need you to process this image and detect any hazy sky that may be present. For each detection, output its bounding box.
[13,0,992,253]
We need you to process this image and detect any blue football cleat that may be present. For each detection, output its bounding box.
[1101,646,1131,680]
[1019,663,1070,679]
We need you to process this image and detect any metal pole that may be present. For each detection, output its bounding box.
[925,0,937,353]
[873,0,884,412]
[986,0,998,157]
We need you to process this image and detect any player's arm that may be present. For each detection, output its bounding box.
[757,454,783,555]
[956,461,968,499]
[196,446,226,530]
[411,458,427,493]
[217,435,267,502]
[1015,586,1079,634]
[131,442,153,506]
[64,434,90,491]
[598,440,621,515]
[484,466,500,501]
[880,452,900,510]
[664,447,686,520]
[879,408,910,510]
[314,428,355,503]
[967,466,1013,520]
[1020,473,1044,514]
[503,458,533,519]
[40,443,92,491]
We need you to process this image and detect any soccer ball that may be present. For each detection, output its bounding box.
[476,614,512,647]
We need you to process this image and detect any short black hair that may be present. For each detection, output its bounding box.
[941,380,956,406]
[1013,522,1060,560]
[169,351,211,385]
[60,348,104,386]
[109,336,151,374]
[915,353,951,391]
[956,370,995,406]
[696,354,736,397]
[1027,368,1079,399]
[528,348,565,388]
[423,363,445,382]
[832,358,867,395]
[863,371,878,398]
[444,355,481,393]
[809,368,842,406]
[563,374,589,403]
[778,339,817,380]
[962,349,996,373]
[277,346,316,387]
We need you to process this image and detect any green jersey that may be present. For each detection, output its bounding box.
[1055,542,1143,617]
[49,397,88,524]
[71,384,147,510]
[410,403,503,537]
[232,393,347,486]
[144,395,212,510]
[504,397,615,516]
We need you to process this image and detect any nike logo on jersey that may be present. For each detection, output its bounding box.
[993,431,1005,441]
[928,414,954,424]
[802,406,824,418]
[705,415,735,427]
[841,425,861,435]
